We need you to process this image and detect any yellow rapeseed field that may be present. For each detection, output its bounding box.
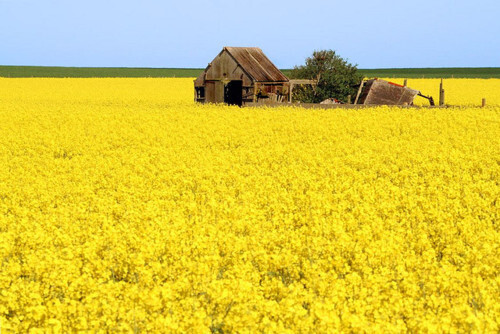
[388,78,500,107]
[0,78,499,333]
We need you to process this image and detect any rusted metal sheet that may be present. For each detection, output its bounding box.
[356,79,419,105]
[224,47,289,83]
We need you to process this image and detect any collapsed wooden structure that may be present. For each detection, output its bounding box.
[354,79,434,106]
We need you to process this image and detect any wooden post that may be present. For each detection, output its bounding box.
[289,83,294,103]
[403,79,407,87]
[439,79,445,106]
[482,98,486,107]
[353,79,365,105]
[347,95,351,104]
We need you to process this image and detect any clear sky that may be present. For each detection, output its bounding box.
[1,0,499,69]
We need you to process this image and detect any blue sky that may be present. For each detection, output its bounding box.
[1,0,498,69]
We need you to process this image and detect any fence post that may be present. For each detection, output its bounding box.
[482,98,486,107]
[347,95,351,104]
[403,79,407,87]
[439,79,445,106]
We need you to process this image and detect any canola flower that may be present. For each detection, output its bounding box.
[386,78,500,107]
[0,78,499,333]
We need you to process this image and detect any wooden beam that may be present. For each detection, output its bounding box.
[288,79,317,85]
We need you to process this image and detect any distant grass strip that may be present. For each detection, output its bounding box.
[358,67,500,79]
[0,66,203,78]
[1,66,499,78]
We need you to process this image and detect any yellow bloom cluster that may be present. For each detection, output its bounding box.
[0,78,499,333]
[386,78,500,107]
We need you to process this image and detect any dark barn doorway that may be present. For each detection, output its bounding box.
[224,81,243,106]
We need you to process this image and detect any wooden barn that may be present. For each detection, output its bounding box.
[194,47,289,106]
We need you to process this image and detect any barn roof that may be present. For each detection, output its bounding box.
[224,47,288,83]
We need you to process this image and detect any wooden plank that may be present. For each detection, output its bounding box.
[215,81,224,103]
[205,81,215,103]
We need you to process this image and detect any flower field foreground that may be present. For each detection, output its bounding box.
[0,78,499,333]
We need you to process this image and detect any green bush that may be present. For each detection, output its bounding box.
[290,50,364,103]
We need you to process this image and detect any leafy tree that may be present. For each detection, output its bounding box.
[290,50,364,103]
